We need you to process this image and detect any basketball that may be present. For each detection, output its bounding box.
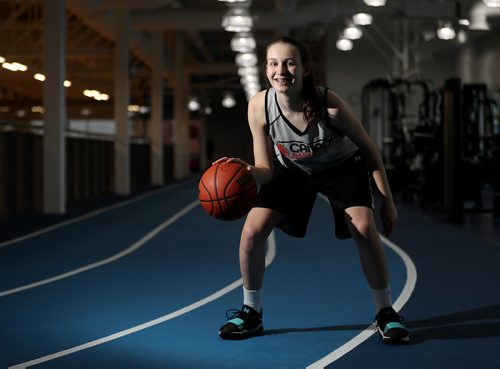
[198,162,257,220]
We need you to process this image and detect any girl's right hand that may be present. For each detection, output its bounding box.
[212,157,251,171]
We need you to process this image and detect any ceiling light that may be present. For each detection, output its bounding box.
[235,52,258,67]
[483,0,500,7]
[458,18,470,26]
[0,56,5,63]
[31,106,44,114]
[336,37,353,51]
[2,62,27,72]
[204,106,212,115]
[218,0,249,2]
[187,97,201,111]
[363,0,386,6]
[231,32,256,52]
[222,92,236,108]
[437,21,456,40]
[34,73,46,81]
[353,13,373,25]
[64,80,72,87]
[238,66,259,77]
[222,7,253,32]
[343,23,363,40]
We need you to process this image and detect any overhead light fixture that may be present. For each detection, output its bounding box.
[34,73,46,81]
[231,32,256,52]
[343,23,363,40]
[458,18,470,26]
[218,0,249,3]
[235,52,258,67]
[437,21,456,40]
[84,89,109,101]
[0,56,5,63]
[483,0,500,7]
[353,13,373,25]
[187,97,201,111]
[363,0,386,6]
[222,7,253,32]
[336,37,353,51]
[204,106,212,115]
[31,106,44,114]
[2,62,28,72]
[238,66,259,77]
[222,92,236,108]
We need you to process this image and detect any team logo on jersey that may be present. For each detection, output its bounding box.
[276,134,337,159]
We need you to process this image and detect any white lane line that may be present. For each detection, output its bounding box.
[0,200,199,298]
[8,231,277,369]
[306,234,417,369]
[0,180,190,249]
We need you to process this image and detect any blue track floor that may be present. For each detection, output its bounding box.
[1,179,499,369]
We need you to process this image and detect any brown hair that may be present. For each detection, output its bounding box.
[265,36,321,126]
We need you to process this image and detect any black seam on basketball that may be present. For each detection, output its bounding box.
[213,163,226,218]
[223,164,245,200]
[199,178,215,215]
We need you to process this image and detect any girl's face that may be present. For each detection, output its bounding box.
[265,42,309,93]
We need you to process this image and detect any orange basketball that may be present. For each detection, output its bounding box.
[198,162,257,220]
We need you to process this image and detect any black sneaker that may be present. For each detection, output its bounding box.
[375,307,410,344]
[219,305,263,340]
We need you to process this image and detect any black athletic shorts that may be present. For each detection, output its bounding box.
[254,151,374,239]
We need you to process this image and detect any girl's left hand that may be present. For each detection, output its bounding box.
[380,199,397,236]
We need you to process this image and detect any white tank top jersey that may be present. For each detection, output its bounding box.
[265,86,359,175]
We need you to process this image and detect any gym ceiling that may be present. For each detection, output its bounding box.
[0,0,498,121]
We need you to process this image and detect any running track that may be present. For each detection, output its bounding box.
[1,179,499,368]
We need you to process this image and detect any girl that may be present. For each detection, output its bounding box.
[215,36,409,344]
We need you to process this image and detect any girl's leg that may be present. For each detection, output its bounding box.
[239,207,285,290]
[344,206,389,291]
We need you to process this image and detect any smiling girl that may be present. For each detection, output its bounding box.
[215,36,410,344]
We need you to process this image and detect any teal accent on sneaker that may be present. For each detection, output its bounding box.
[227,318,244,328]
[375,306,410,344]
[384,322,407,334]
[219,305,263,340]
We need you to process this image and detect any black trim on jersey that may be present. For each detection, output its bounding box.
[264,88,270,135]
[274,92,309,136]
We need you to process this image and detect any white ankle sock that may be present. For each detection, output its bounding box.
[243,287,262,312]
[371,285,392,312]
